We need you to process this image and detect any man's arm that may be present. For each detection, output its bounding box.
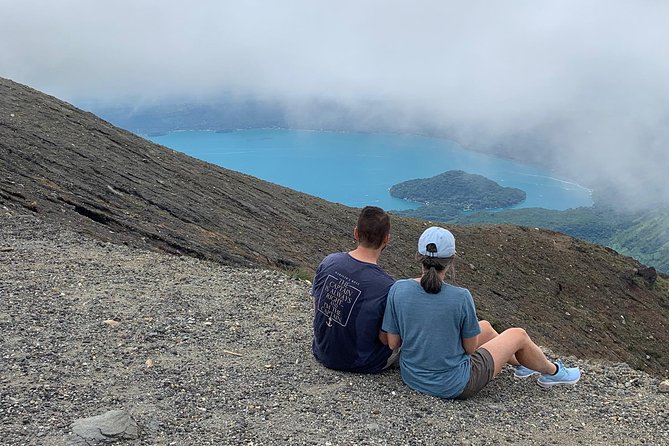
[380,279,399,348]
[462,335,479,355]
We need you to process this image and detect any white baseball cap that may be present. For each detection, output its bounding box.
[418,226,456,258]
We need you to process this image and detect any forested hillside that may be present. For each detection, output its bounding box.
[445,205,668,274]
[608,210,669,271]
[391,170,526,219]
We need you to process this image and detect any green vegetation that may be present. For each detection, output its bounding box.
[389,171,669,273]
[406,204,669,274]
[608,210,669,271]
[451,207,669,274]
[390,170,526,216]
[449,206,636,245]
[285,266,315,282]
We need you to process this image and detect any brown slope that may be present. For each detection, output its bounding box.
[1,77,668,376]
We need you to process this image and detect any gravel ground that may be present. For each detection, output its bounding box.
[1,212,668,446]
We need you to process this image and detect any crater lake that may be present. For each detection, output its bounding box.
[148,129,592,211]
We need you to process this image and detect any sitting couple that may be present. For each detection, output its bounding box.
[311,206,580,399]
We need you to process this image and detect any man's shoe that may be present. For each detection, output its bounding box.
[537,360,581,388]
[514,365,540,379]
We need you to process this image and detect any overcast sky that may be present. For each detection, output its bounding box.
[1,1,668,207]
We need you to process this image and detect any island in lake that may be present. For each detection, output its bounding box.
[390,170,526,220]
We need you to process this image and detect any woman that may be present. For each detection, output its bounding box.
[381,226,581,399]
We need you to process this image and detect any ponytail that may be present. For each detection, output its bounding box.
[418,255,455,294]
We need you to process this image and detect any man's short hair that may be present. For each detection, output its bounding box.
[357,206,390,249]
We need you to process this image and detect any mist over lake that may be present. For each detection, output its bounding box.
[149,129,592,211]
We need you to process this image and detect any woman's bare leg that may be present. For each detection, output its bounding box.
[480,327,557,377]
[477,320,497,344]
[478,320,520,366]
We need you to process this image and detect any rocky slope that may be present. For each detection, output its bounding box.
[1,213,668,445]
[1,76,668,380]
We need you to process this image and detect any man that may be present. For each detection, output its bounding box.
[311,206,397,373]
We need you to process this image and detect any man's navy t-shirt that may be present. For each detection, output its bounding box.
[311,252,394,373]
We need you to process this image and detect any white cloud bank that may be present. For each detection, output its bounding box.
[1,0,668,207]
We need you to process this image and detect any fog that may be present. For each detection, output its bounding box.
[2,1,668,208]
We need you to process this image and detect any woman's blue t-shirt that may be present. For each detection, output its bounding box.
[382,279,481,398]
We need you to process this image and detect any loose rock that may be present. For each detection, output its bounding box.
[660,379,669,393]
[71,409,138,442]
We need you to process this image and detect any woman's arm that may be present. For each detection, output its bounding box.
[387,332,402,350]
[461,289,481,355]
[462,334,479,355]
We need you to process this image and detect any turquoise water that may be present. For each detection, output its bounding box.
[149,129,592,211]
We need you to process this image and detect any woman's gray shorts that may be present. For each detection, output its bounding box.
[456,347,494,400]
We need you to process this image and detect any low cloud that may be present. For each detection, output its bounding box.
[2,1,668,208]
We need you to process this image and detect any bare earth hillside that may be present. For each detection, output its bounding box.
[1,213,668,445]
[1,76,668,382]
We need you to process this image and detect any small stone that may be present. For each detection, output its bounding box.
[71,409,139,441]
[659,379,669,393]
[103,319,120,328]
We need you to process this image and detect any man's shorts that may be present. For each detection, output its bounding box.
[382,348,401,370]
[456,347,494,400]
